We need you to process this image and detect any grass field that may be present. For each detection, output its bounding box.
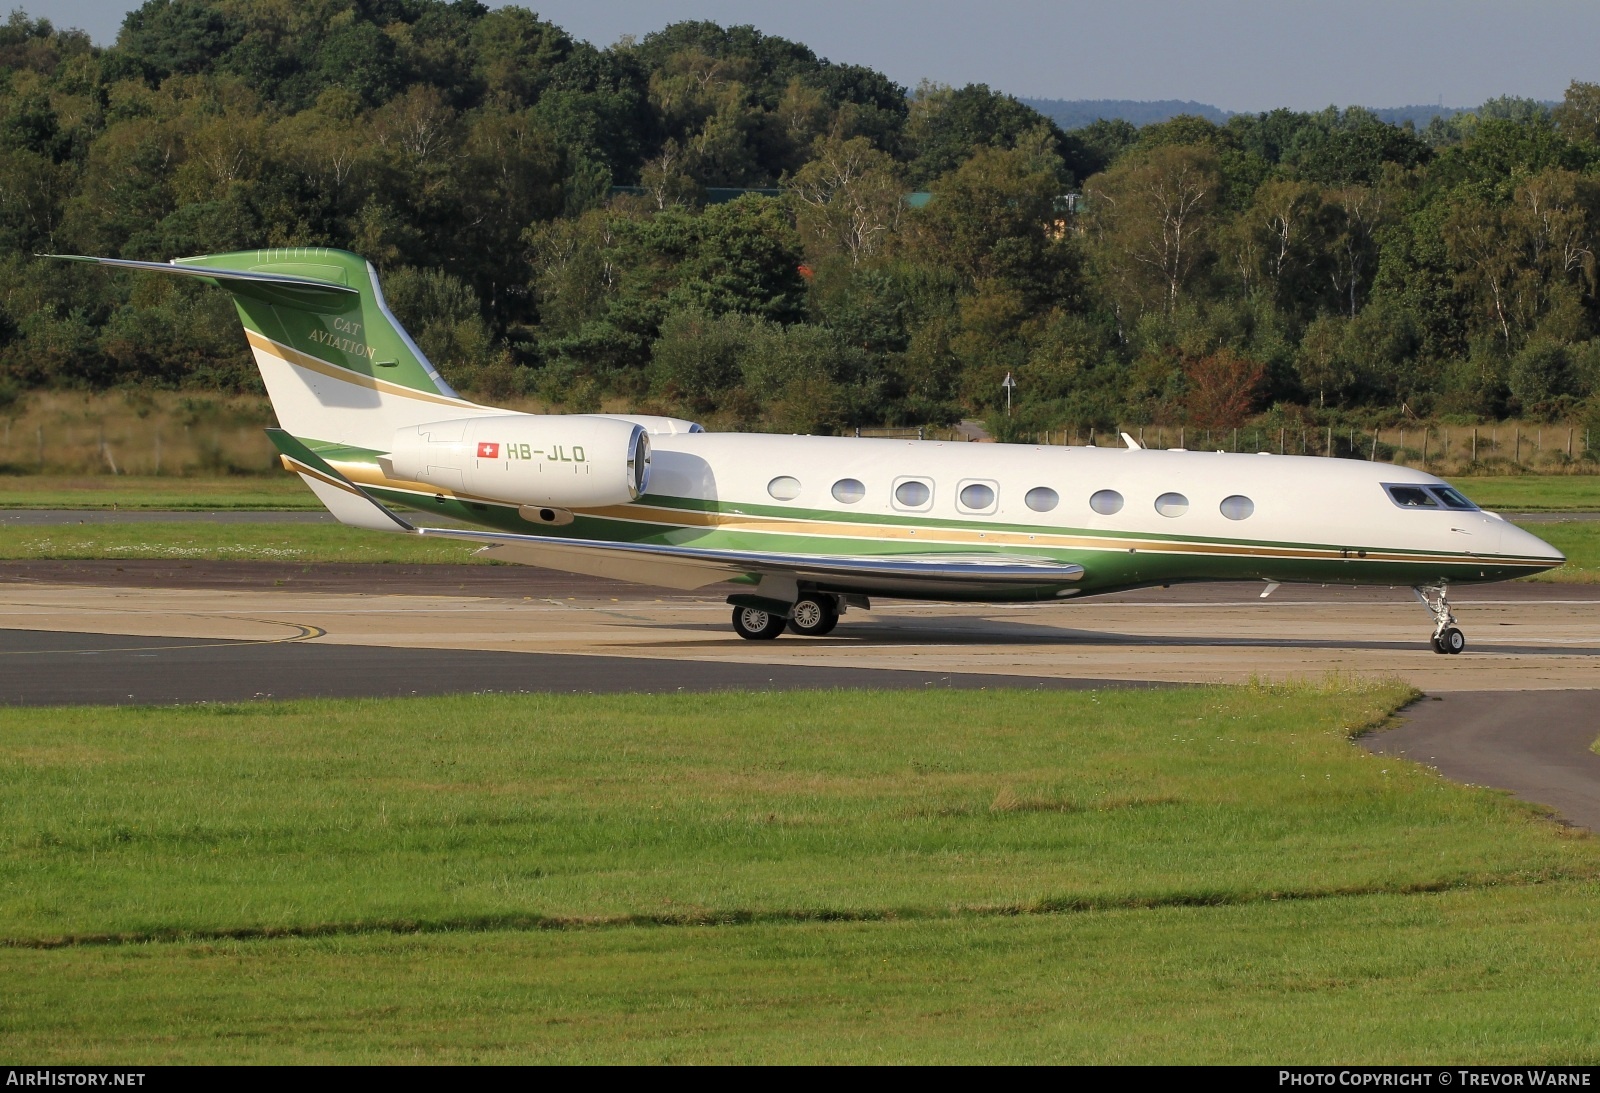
[0,522,485,564]
[1446,475,1600,511]
[0,474,318,510]
[4,684,1599,1062]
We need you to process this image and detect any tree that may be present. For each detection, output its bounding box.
[1553,81,1600,145]
[1183,348,1264,429]
[1085,144,1221,315]
[786,135,903,264]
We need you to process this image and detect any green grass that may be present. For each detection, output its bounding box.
[4,685,1600,1062]
[6,884,1600,1064]
[0,474,319,510]
[0,522,485,564]
[1447,474,1600,511]
[1521,520,1600,582]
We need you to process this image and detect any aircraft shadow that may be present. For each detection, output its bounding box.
[645,614,1600,655]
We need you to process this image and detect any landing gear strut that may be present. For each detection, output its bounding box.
[1413,583,1465,654]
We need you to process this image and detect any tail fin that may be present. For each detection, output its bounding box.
[48,248,494,451]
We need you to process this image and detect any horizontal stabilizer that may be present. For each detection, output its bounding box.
[45,254,359,305]
[265,429,414,533]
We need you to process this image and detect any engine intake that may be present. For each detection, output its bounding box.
[388,414,650,507]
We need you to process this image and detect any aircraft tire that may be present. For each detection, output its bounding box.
[1430,634,1446,654]
[732,607,786,640]
[788,596,839,637]
[1440,627,1466,655]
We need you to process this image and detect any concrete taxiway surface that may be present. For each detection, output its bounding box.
[0,562,1592,691]
[0,628,1153,706]
[1367,692,1600,831]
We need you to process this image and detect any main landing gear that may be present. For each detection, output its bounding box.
[729,594,843,640]
[1413,583,1466,655]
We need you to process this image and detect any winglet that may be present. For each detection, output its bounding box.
[265,428,414,532]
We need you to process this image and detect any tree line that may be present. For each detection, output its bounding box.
[2,0,1600,448]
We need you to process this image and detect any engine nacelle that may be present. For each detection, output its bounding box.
[387,414,650,507]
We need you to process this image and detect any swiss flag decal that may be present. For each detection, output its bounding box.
[477,441,500,458]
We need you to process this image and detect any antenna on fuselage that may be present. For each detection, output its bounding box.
[1120,432,1142,450]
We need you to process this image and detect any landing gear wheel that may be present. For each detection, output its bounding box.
[787,596,839,637]
[1414,583,1466,657]
[732,606,786,640]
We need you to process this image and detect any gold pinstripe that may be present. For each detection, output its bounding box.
[321,457,1546,570]
[246,330,481,410]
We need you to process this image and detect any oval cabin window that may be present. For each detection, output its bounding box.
[959,483,995,510]
[1089,489,1124,515]
[1155,492,1189,517]
[1025,486,1058,512]
[1219,495,1254,520]
[894,480,931,508]
[767,476,801,501]
[831,478,866,504]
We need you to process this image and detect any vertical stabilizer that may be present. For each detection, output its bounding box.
[48,248,502,451]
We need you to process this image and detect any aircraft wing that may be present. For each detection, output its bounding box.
[415,526,1085,592]
[261,428,1085,593]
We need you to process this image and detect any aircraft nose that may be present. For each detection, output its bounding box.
[1497,520,1565,564]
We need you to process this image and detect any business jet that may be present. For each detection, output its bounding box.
[51,248,1564,652]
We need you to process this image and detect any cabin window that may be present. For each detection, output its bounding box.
[832,478,866,504]
[1219,495,1255,520]
[958,481,997,513]
[1089,489,1124,515]
[893,478,933,510]
[1025,486,1059,512]
[1386,485,1438,509]
[1429,486,1476,510]
[767,476,801,501]
[1155,492,1189,517]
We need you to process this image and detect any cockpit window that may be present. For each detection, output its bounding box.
[1428,486,1477,510]
[1386,485,1439,508]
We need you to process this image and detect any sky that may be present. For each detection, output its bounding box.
[26,0,1600,114]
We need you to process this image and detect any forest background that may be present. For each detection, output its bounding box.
[3,0,1600,459]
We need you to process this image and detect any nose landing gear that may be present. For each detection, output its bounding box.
[1413,583,1465,654]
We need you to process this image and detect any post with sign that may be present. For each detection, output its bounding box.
[1002,372,1016,417]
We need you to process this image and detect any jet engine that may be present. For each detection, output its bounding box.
[387,414,650,507]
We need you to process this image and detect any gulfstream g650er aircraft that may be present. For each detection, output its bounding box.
[54,248,1564,651]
